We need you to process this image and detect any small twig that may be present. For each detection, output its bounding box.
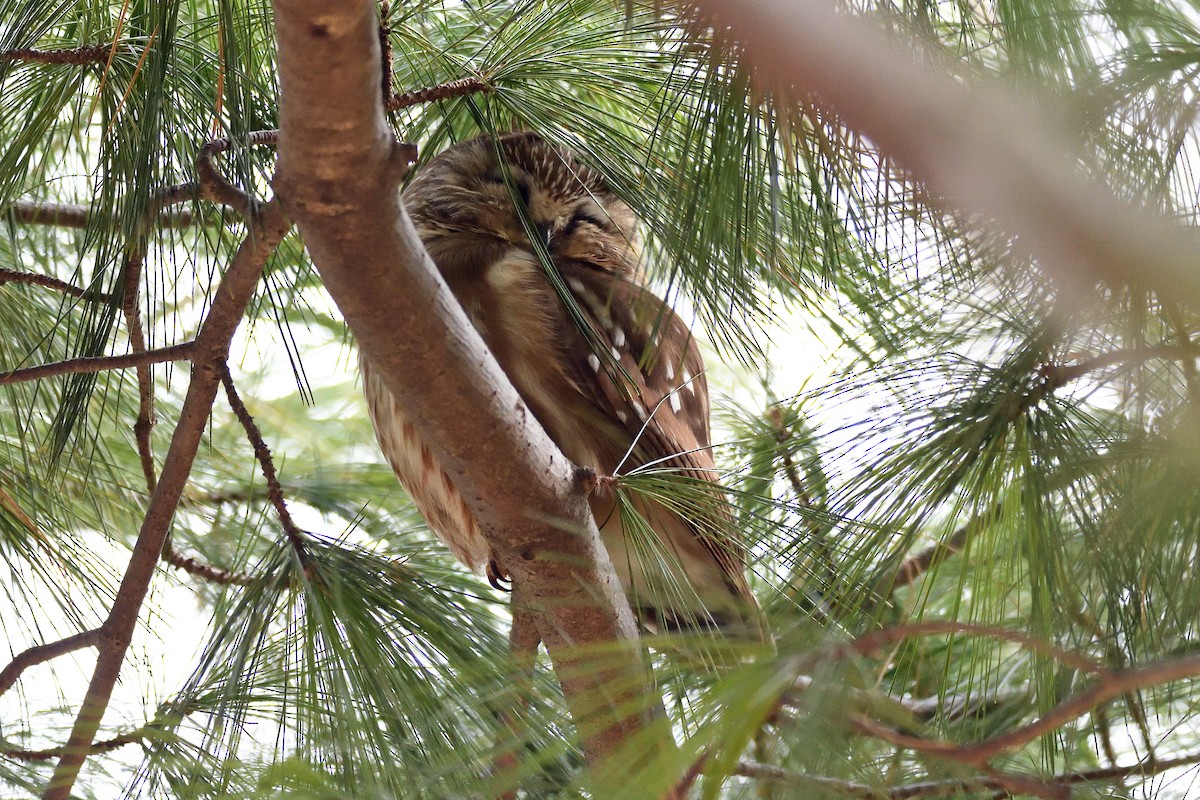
[5,188,201,231]
[1065,603,1157,766]
[737,751,1200,798]
[0,342,196,385]
[889,526,969,591]
[0,268,99,300]
[4,200,93,229]
[764,408,812,507]
[116,251,159,494]
[734,761,877,796]
[0,45,111,66]
[196,131,279,214]
[673,751,708,798]
[765,407,836,596]
[0,629,101,697]
[851,650,1200,768]
[2,729,144,762]
[1040,344,1200,392]
[885,503,1003,595]
[387,76,493,111]
[160,542,255,586]
[218,363,305,551]
[838,621,1108,677]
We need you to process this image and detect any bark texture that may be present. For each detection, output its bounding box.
[270,0,668,773]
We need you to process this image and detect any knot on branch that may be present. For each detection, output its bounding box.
[574,465,616,494]
[197,131,279,215]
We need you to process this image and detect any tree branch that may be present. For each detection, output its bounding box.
[883,504,1002,596]
[269,0,666,778]
[0,268,99,300]
[5,189,201,230]
[836,620,1108,676]
[160,544,256,586]
[4,729,144,762]
[1041,344,1200,390]
[0,46,111,65]
[0,629,101,697]
[852,651,1200,767]
[736,752,1200,799]
[0,342,196,386]
[387,76,492,111]
[196,131,279,214]
[42,200,291,800]
[692,0,1200,309]
[218,363,306,551]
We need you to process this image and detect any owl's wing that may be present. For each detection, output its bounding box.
[559,265,757,612]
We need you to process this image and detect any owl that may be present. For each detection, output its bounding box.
[361,131,757,632]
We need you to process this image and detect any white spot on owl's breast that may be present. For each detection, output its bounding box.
[486,249,534,292]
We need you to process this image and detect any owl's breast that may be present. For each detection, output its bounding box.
[452,249,628,473]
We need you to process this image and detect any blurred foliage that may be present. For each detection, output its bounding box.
[3,0,1200,797]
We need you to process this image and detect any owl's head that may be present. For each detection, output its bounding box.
[404,132,640,276]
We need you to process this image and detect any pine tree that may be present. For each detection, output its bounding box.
[3,1,1200,797]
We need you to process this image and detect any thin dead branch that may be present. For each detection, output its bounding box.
[884,505,1002,596]
[0,268,99,300]
[387,76,492,111]
[0,629,101,697]
[218,363,306,551]
[160,544,255,586]
[3,729,144,762]
[5,188,201,231]
[737,752,1200,798]
[852,650,1200,767]
[0,342,196,386]
[0,45,110,65]
[1041,344,1200,390]
[765,407,835,599]
[838,621,1108,676]
[43,199,291,800]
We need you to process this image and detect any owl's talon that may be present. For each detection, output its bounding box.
[487,559,512,592]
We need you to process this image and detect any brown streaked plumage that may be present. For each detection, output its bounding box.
[360,131,757,631]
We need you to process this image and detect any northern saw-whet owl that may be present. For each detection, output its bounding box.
[361,131,757,632]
